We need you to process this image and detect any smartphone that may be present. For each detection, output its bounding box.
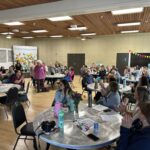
[103,108,111,112]
[87,134,99,141]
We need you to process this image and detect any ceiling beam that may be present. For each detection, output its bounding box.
[0,0,150,23]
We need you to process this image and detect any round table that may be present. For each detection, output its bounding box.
[0,83,21,93]
[33,103,121,150]
[45,74,65,86]
[122,76,139,83]
[87,83,131,93]
[46,74,65,79]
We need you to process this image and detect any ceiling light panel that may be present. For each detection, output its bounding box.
[112,7,143,15]
[81,33,96,36]
[120,30,139,33]
[117,22,141,27]
[68,26,87,31]
[1,32,14,35]
[32,30,48,33]
[3,21,24,26]
[50,35,63,38]
[22,37,33,39]
[48,16,72,21]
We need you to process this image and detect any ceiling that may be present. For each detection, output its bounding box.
[0,0,60,10]
[0,0,150,39]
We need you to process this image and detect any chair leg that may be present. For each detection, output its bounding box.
[13,135,20,150]
[81,90,85,96]
[45,143,50,150]
[33,137,38,150]
[4,106,8,119]
[24,136,27,146]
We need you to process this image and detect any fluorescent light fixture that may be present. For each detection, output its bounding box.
[32,29,48,33]
[6,34,12,39]
[1,32,14,35]
[48,16,72,21]
[22,36,33,39]
[81,33,96,36]
[3,21,24,26]
[50,35,63,38]
[68,26,87,31]
[117,22,141,27]
[112,7,143,15]
[120,30,139,33]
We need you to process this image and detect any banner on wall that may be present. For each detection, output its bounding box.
[129,50,150,59]
[13,45,38,71]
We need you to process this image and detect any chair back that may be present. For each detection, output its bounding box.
[26,81,30,94]
[12,103,27,130]
[82,77,87,89]
[6,87,19,105]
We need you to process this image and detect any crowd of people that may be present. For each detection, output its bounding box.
[1,60,150,149]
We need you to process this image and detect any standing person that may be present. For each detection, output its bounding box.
[30,60,37,87]
[34,60,46,92]
[15,60,22,71]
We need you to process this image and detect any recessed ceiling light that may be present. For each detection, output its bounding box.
[81,33,96,36]
[120,30,139,33]
[32,29,48,33]
[3,21,24,26]
[1,32,14,35]
[68,26,87,31]
[50,35,63,38]
[22,36,33,39]
[117,22,141,27]
[112,7,143,15]
[48,16,72,21]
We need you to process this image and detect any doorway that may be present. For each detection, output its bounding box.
[67,53,85,75]
[116,53,129,76]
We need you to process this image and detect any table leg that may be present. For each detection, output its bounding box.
[45,143,50,150]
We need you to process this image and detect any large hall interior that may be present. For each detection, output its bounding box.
[0,0,150,150]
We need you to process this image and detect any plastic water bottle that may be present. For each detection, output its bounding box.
[58,109,64,136]
[123,79,126,88]
[93,122,99,136]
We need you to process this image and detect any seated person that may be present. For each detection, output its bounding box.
[82,70,94,92]
[94,75,116,102]
[116,101,150,150]
[2,66,15,83]
[54,79,73,106]
[11,70,25,89]
[64,70,72,82]
[98,65,106,80]
[97,81,120,110]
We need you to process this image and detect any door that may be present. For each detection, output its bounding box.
[67,53,85,75]
[116,53,129,76]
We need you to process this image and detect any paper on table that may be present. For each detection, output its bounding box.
[75,118,95,135]
[92,104,108,112]
[100,114,122,122]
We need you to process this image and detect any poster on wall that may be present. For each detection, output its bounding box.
[13,45,38,71]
